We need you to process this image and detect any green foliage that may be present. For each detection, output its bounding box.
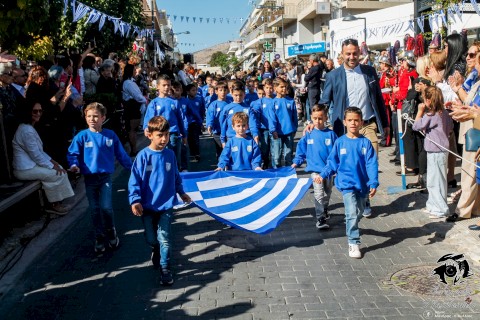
[209,52,240,73]
[0,0,61,51]
[13,35,54,61]
[0,0,145,58]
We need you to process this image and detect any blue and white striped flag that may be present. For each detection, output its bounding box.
[179,168,312,234]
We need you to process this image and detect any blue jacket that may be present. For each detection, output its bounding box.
[217,136,262,170]
[186,95,205,124]
[206,100,228,135]
[251,97,273,130]
[220,102,259,143]
[320,64,389,137]
[128,147,184,211]
[143,97,186,137]
[320,135,378,196]
[68,129,132,174]
[267,97,298,135]
[293,128,337,172]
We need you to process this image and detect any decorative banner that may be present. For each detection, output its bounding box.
[63,1,153,40]
[166,14,247,24]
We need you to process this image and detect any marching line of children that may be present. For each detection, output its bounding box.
[66,75,381,289]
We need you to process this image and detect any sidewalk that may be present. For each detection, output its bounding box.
[0,128,479,320]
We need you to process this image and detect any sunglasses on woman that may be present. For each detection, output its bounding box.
[466,52,478,59]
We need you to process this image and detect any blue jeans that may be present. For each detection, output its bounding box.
[180,143,189,171]
[270,133,294,168]
[343,192,367,245]
[84,173,114,238]
[168,132,182,169]
[259,129,270,168]
[142,209,173,269]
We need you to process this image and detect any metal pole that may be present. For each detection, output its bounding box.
[151,0,157,67]
[282,11,285,61]
[363,18,366,44]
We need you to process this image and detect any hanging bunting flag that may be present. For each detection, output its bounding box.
[206,18,210,23]
[453,4,463,21]
[180,16,184,22]
[439,10,447,26]
[167,14,170,19]
[186,17,190,23]
[85,9,101,25]
[213,18,216,24]
[416,17,424,33]
[219,18,223,23]
[471,0,480,16]
[200,17,203,23]
[174,15,177,21]
[63,0,69,15]
[193,17,196,23]
[72,2,90,22]
[404,20,414,32]
[428,15,434,33]
[226,18,230,24]
[447,8,456,23]
[118,21,125,37]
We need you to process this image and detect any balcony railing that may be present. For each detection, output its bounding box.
[298,0,315,12]
[243,24,278,45]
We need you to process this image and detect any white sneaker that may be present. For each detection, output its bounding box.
[348,244,362,259]
[362,207,372,218]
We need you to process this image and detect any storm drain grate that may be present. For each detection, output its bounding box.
[389,266,480,297]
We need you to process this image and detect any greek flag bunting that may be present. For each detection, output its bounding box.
[179,168,312,234]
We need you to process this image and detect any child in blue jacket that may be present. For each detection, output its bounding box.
[129,116,191,286]
[68,102,133,254]
[319,107,378,259]
[268,77,298,168]
[292,104,337,230]
[216,112,262,171]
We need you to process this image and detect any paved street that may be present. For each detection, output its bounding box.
[1,128,480,320]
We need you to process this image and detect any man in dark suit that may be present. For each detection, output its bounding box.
[319,38,390,218]
[304,54,324,110]
[320,38,389,153]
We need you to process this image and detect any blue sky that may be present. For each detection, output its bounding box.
[157,0,254,52]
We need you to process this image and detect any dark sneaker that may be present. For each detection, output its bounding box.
[151,246,160,269]
[107,228,120,249]
[160,268,174,286]
[94,235,105,253]
[324,209,330,220]
[316,218,329,230]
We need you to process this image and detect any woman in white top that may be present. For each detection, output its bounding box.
[122,63,147,156]
[12,100,74,215]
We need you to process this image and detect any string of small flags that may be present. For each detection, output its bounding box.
[62,0,154,40]
[332,1,472,49]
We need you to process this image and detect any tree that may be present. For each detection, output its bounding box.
[0,0,145,59]
[209,52,240,73]
[0,0,62,52]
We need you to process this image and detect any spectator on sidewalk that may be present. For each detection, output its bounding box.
[12,99,74,215]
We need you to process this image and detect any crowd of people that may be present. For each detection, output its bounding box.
[0,30,479,281]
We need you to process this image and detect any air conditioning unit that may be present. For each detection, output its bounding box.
[316,1,331,14]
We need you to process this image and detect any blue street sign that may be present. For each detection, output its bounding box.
[288,41,326,56]
[274,53,280,59]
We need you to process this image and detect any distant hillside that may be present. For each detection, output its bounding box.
[192,42,230,65]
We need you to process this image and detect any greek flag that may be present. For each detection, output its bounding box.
[180,168,312,234]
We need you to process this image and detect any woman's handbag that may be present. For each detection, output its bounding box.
[465,127,480,152]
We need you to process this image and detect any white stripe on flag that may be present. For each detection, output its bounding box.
[239,178,310,231]
[204,179,269,207]
[196,176,252,191]
[215,177,291,219]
